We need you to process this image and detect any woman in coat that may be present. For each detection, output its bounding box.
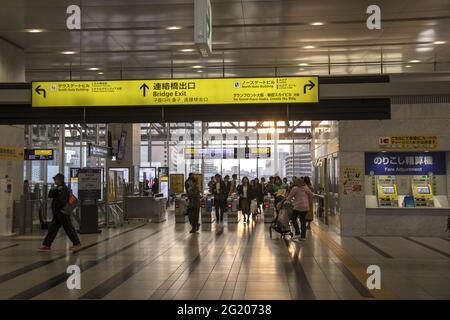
[237,176,254,223]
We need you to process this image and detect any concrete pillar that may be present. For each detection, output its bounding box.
[106,123,141,194]
[0,38,25,235]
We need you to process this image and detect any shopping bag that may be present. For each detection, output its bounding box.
[62,191,78,215]
[250,199,258,213]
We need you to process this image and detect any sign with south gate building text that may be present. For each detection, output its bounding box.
[31,77,318,107]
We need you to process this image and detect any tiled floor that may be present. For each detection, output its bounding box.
[0,212,449,300]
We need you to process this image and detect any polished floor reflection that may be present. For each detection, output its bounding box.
[0,213,449,300]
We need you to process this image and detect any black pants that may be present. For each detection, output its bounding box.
[291,210,307,238]
[43,211,81,247]
[189,206,200,229]
[214,198,225,222]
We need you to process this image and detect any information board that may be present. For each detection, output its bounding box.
[78,168,102,200]
[32,77,319,107]
[170,174,185,194]
[24,149,54,161]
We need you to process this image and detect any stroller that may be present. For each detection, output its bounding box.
[269,198,294,239]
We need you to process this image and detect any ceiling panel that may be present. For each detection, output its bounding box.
[0,0,448,79]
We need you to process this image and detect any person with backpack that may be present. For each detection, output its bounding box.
[38,173,81,252]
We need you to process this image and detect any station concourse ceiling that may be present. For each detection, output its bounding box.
[0,0,449,80]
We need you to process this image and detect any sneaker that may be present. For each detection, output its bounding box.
[38,245,51,252]
[189,228,196,233]
[70,244,82,252]
[243,218,247,223]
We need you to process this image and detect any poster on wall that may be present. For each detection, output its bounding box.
[378,136,437,150]
[342,167,363,196]
[170,174,185,194]
[78,168,102,200]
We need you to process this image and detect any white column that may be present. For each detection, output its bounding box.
[0,38,25,235]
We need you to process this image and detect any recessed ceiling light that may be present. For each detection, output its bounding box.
[405,65,412,68]
[310,22,325,26]
[88,67,100,71]
[26,29,44,33]
[97,72,104,75]
[167,26,182,30]
[197,70,203,73]
[298,63,309,66]
[303,45,316,49]
[299,68,305,71]
[409,60,420,63]
[180,49,195,52]
[192,65,203,69]
[416,47,433,52]
[61,51,77,55]
[433,40,446,45]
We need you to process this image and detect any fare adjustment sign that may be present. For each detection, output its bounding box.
[31,77,318,107]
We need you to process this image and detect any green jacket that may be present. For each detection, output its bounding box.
[273,183,288,193]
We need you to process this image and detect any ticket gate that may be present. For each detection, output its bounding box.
[174,195,188,223]
[263,196,275,223]
[200,195,214,223]
[227,196,240,223]
[152,197,167,223]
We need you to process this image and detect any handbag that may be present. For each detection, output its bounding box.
[62,192,78,215]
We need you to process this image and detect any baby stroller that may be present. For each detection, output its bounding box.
[269,198,294,239]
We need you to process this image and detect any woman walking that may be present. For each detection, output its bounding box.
[286,177,314,240]
[237,176,254,223]
[187,175,201,233]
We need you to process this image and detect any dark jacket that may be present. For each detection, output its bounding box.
[187,183,201,209]
[212,180,228,202]
[237,184,255,200]
[48,184,70,213]
[253,183,264,202]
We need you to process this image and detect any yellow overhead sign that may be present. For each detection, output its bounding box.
[0,146,23,161]
[31,77,319,107]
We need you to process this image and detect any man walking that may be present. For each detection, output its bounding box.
[38,174,81,252]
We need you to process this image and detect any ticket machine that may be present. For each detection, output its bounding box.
[411,176,434,207]
[376,176,398,207]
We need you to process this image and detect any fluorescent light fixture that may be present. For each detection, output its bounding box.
[97,72,104,75]
[61,51,77,55]
[197,70,203,73]
[405,65,412,68]
[299,68,305,71]
[433,40,446,45]
[298,63,309,66]
[88,67,100,71]
[192,65,203,69]
[180,48,195,52]
[303,45,316,49]
[409,60,420,63]
[310,22,325,26]
[167,26,182,30]
[26,29,44,33]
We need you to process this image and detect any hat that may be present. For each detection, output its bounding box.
[53,173,65,180]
